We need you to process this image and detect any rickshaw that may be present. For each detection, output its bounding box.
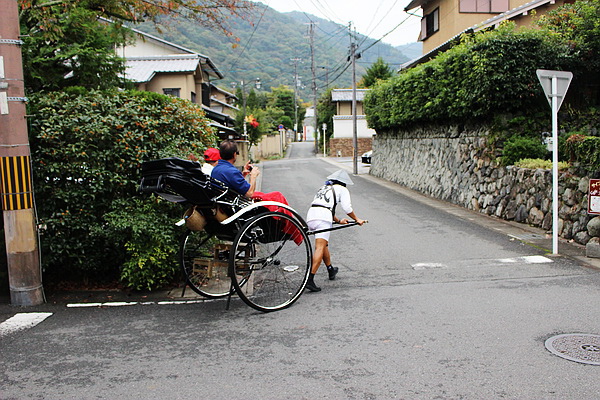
[139,157,355,312]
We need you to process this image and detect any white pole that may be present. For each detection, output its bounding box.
[323,125,326,157]
[552,75,559,255]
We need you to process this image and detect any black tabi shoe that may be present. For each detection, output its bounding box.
[305,280,321,292]
[328,266,338,280]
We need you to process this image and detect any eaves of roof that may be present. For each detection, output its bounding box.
[210,96,239,111]
[209,121,237,134]
[474,0,556,31]
[210,83,238,99]
[100,17,224,80]
[331,89,370,102]
[125,55,201,83]
[203,105,235,124]
[405,0,431,11]
[400,0,555,71]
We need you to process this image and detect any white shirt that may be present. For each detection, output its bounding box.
[306,183,353,223]
[201,163,214,176]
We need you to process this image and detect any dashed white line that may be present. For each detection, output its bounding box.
[0,312,53,337]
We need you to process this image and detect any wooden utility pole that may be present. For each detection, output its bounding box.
[350,24,358,175]
[0,0,45,305]
[308,22,318,153]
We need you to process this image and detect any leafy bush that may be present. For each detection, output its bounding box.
[501,135,548,166]
[100,198,180,291]
[365,24,569,131]
[28,90,217,288]
[565,135,600,175]
[514,158,569,170]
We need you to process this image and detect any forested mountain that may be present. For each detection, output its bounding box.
[135,3,414,103]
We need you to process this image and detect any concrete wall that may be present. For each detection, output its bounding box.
[332,116,377,139]
[371,126,600,247]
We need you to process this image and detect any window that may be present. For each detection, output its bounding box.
[460,0,509,13]
[163,88,180,97]
[191,91,196,103]
[420,8,439,40]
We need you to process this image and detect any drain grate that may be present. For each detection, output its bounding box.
[545,334,600,365]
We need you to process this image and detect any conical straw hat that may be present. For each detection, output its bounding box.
[327,169,354,185]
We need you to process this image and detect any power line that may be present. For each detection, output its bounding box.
[227,2,270,73]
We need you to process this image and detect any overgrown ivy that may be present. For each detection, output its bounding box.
[28,89,217,288]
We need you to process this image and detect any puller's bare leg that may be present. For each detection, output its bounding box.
[306,238,328,292]
[311,238,328,274]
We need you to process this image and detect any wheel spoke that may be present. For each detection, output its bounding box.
[230,212,311,312]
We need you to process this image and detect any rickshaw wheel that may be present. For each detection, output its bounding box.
[180,229,234,298]
[229,211,311,312]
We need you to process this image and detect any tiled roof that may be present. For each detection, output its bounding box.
[331,89,370,102]
[125,55,201,83]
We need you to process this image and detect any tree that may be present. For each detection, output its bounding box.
[18,0,254,91]
[536,0,600,71]
[316,87,336,150]
[360,57,394,88]
[19,0,254,38]
[268,85,305,130]
[20,7,131,92]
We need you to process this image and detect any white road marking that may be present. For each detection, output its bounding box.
[412,263,447,270]
[66,299,211,308]
[0,312,53,336]
[412,255,553,270]
[498,255,553,264]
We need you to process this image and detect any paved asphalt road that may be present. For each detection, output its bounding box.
[1,142,599,399]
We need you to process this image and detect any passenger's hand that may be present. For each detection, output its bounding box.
[250,166,260,178]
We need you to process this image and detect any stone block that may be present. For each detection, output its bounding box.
[586,237,600,258]
[515,205,528,223]
[574,231,591,246]
[588,217,600,237]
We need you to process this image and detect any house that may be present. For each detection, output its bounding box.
[328,89,376,157]
[404,0,570,66]
[303,106,316,142]
[117,27,239,140]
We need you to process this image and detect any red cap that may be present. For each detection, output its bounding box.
[204,148,221,162]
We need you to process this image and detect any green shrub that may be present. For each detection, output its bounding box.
[501,135,548,165]
[28,89,217,287]
[566,135,600,175]
[365,24,570,131]
[100,198,180,291]
[514,158,569,170]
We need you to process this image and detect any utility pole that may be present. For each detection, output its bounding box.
[0,0,45,305]
[350,24,359,175]
[308,22,318,152]
[291,57,302,141]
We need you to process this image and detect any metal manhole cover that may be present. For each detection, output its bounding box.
[545,334,600,365]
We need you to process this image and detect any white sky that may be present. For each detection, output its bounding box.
[253,0,422,46]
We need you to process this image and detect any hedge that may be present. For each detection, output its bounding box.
[365,24,570,131]
[28,89,217,288]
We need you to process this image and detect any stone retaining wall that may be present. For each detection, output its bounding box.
[371,127,600,248]
[328,137,372,157]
